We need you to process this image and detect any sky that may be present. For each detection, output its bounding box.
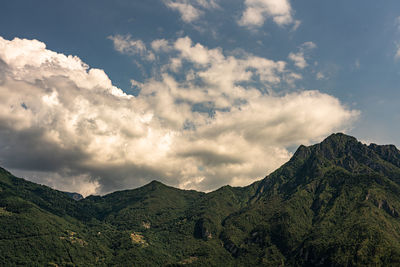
[0,0,399,196]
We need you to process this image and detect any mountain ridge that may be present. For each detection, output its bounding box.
[1,133,400,266]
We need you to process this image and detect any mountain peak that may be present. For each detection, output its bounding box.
[138,180,168,192]
[148,180,165,186]
[297,132,365,162]
[283,133,400,190]
[321,132,359,146]
[291,133,360,163]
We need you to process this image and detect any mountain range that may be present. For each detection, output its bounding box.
[1,133,400,266]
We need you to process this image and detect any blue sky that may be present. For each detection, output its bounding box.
[0,0,399,195]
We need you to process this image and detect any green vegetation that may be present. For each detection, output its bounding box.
[1,133,400,266]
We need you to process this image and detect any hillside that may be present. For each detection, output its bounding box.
[1,133,400,266]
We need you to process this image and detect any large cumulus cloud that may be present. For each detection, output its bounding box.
[0,36,358,196]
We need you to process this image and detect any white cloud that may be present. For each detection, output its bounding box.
[395,45,400,60]
[396,16,400,31]
[288,52,307,69]
[196,0,218,9]
[301,41,317,50]
[108,34,146,54]
[0,36,359,195]
[291,20,301,31]
[164,0,219,23]
[238,0,296,28]
[288,41,316,69]
[316,72,325,80]
[165,1,202,22]
[108,34,155,60]
[151,39,172,52]
[395,17,400,59]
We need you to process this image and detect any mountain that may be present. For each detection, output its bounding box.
[1,133,400,266]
